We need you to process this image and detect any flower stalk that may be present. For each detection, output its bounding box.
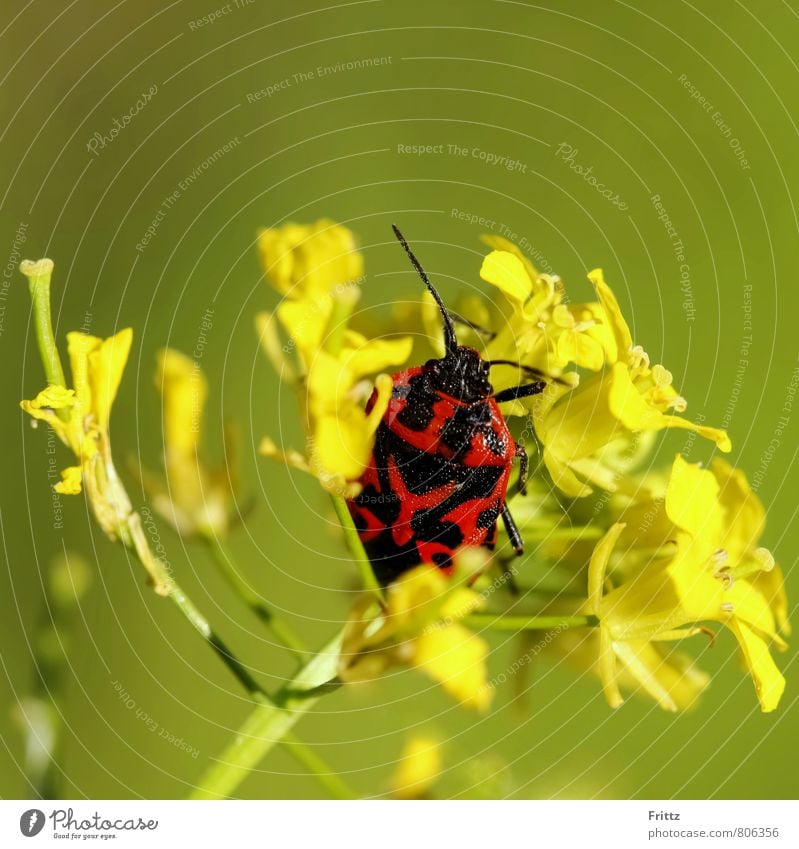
[204,536,309,661]
[465,613,599,631]
[332,495,385,604]
[19,258,355,800]
[190,631,346,799]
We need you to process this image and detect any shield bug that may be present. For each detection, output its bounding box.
[346,226,550,585]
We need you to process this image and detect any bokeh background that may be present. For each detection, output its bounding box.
[1,0,797,799]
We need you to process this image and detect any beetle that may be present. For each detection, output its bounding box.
[346,225,550,586]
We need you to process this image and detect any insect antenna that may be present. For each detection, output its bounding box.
[487,359,572,386]
[392,224,458,355]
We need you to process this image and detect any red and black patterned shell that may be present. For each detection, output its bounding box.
[346,365,514,585]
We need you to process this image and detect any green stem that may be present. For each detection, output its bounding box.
[20,259,70,422]
[166,581,265,698]
[190,631,344,799]
[332,496,385,604]
[158,561,356,798]
[282,732,357,800]
[522,525,605,541]
[203,537,308,661]
[20,259,67,389]
[465,613,599,631]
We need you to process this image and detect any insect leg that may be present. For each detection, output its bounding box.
[501,503,524,556]
[492,380,546,404]
[515,441,529,496]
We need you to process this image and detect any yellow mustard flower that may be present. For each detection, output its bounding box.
[553,625,710,712]
[259,218,364,300]
[143,349,234,538]
[390,735,443,799]
[22,328,132,501]
[19,260,168,593]
[531,269,730,496]
[257,220,412,494]
[587,456,787,712]
[478,238,615,378]
[610,454,789,627]
[339,564,493,711]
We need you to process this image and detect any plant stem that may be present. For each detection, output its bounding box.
[20,259,67,389]
[20,259,71,421]
[147,555,356,798]
[281,732,357,800]
[465,613,599,631]
[331,496,385,604]
[522,525,605,541]
[190,631,344,799]
[203,537,308,661]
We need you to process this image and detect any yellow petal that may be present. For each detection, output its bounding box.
[313,411,375,481]
[711,458,765,558]
[33,384,77,410]
[725,578,783,646]
[343,336,413,378]
[156,348,207,457]
[67,332,101,411]
[391,736,442,799]
[542,449,594,497]
[613,640,709,711]
[88,329,133,431]
[277,298,331,356]
[665,455,723,544]
[587,522,626,613]
[611,639,678,711]
[750,565,791,636]
[727,619,786,712]
[657,414,732,453]
[413,624,492,711]
[479,251,533,314]
[54,465,83,495]
[587,268,630,363]
[598,627,623,708]
[608,363,731,451]
[666,547,726,623]
[387,565,448,621]
[481,234,539,280]
[255,310,296,383]
[259,219,364,300]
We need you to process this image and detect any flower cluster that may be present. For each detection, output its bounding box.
[256,219,412,496]
[255,221,788,714]
[339,558,492,711]
[19,260,170,594]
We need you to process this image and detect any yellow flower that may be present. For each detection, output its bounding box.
[19,261,168,594]
[339,564,493,711]
[553,625,710,712]
[531,269,730,497]
[478,239,615,378]
[143,349,234,538]
[588,455,787,713]
[258,218,363,300]
[390,736,442,799]
[22,329,133,499]
[257,220,412,493]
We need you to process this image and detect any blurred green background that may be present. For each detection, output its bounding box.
[1,0,797,799]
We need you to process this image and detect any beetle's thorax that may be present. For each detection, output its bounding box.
[423,345,493,404]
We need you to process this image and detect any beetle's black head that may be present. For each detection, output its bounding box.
[424,345,493,403]
[392,225,495,403]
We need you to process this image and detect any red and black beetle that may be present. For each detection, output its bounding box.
[346,226,549,586]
